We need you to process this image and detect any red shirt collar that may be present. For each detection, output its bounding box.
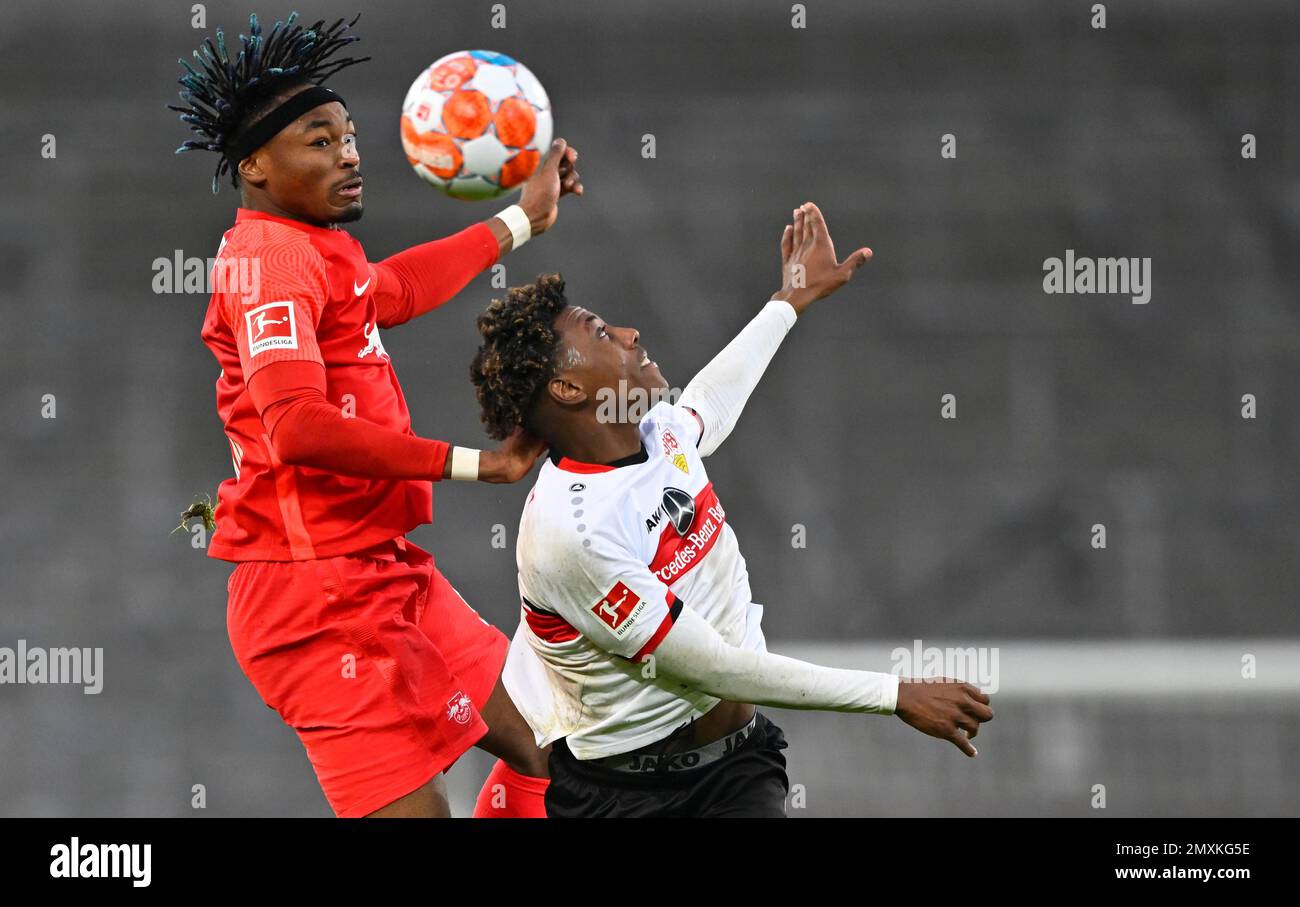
[235,207,346,237]
[553,457,617,474]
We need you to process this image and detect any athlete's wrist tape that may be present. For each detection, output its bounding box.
[449,446,481,481]
[495,204,532,251]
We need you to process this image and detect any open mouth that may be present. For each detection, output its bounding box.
[639,351,654,368]
[335,176,363,198]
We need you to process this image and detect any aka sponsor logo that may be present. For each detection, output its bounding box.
[661,428,689,474]
[646,486,695,534]
[645,507,664,533]
[651,484,726,583]
[245,301,297,356]
[446,690,474,725]
[591,581,645,635]
[357,321,390,361]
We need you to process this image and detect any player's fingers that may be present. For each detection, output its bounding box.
[950,729,978,758]
[961,683,992,705]
[545,138,568,169]
[804,202,827,243]
[839,247,873,274]
[781,224,794,262]
[793,205,806,248]
[799,203,818,248]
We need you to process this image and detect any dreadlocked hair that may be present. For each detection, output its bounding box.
[169,11,370,194]
[470,274,571,441]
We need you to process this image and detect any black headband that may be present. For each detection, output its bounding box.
[223,85,348,168]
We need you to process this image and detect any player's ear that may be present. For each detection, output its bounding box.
[547,375,586,407]
[238,152,270,189]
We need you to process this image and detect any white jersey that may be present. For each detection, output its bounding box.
[501,400,768,759]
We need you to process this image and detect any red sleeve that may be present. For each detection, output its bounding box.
[225,228,330,380]
[247,359,451,481]
[371,222,500,329]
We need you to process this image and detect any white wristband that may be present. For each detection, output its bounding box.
[495,204,532,251]
[449,446,481,481]
[764,298,798,328]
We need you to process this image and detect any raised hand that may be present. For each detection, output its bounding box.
[517,138,583,237]
[478,425,549,484]
[773,201,872,316]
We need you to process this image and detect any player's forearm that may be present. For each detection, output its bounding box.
[265,396,530,484]
[264,395,451,481]
[676,299,797,456]
[374,223,499,325]
[651,606,899,714]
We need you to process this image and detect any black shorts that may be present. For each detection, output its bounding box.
[545,711,790,818]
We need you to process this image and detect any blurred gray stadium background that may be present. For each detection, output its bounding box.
[1,0,1297,817]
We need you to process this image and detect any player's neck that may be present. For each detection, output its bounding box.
[241,194,336,230]
[552,420,642,467]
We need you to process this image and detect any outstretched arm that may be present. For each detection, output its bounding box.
[677,202,872,455]
[652,607,994,757]
[524,524,993,757]
[371,139,583,329]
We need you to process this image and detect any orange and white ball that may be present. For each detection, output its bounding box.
[400,50,553,201]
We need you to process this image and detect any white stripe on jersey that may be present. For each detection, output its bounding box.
[501,401,768,760]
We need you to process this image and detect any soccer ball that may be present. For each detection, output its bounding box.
[400,50,553,201]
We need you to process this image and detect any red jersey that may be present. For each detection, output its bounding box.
[200,208,497,561]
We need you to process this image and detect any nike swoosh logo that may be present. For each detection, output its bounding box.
[354,276,372,296]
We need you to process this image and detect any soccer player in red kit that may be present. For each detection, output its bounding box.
[172,13,579,817]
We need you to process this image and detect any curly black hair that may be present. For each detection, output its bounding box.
[470,273,571,440]
[169,11,369,193]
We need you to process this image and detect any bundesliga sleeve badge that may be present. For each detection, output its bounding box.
[244,301,298,356]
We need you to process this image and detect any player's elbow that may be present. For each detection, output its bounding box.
[256,395,333,468]
[268,428,307,467]
[263,415,317,467]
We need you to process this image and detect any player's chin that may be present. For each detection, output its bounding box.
[638,363,669,390]
[330,197,365,223]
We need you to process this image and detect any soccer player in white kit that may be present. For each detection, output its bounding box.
[470,203,994,817]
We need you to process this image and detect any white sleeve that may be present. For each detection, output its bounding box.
[651,605,900,714]
[676,299,797,456]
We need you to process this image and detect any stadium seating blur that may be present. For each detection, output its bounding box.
[1,0,1295,816]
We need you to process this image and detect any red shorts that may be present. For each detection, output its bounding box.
[226,535,509,817]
